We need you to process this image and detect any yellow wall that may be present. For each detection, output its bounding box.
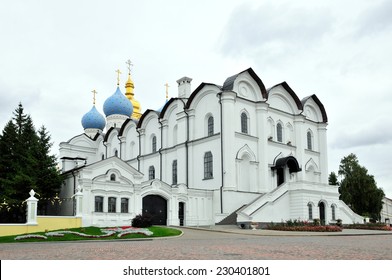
[0,216,82,237]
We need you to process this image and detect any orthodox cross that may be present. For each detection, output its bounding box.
[115,69,122,85]
[164,82,170,100]
[91,89,97,105]
[125,59,133,74]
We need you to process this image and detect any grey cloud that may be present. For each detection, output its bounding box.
[219,2,333,58]
[353,0,392,38]
[331,122,392,149]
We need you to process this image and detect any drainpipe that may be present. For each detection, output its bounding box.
[158,118,163,181]
[218,92,224,214]
[137,128,141,171]
[71,170,77,216]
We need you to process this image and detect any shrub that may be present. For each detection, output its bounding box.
[132,213,153,228]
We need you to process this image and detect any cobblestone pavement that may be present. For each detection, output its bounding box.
[1,227,392,260]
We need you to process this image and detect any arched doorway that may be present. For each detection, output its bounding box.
[142,195,167,225]
[272,156,302,187]
[318,201,326,225]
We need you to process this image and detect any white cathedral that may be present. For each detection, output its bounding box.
[58,66,363,227]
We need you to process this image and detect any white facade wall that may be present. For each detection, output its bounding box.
[59,68,363,227]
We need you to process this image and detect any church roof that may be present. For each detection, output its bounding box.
[267,82,304,111]
[222,67,268,99]
[301,94,328,123]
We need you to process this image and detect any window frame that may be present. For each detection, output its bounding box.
[148,165,155,180]
[152,135,157,153]
[121,198,129,213]
[108,197,116,213]
[95,196,104,212]
[207,116,214,136]
[277,123,283,142]
[307,130,313,150]
[308,202,313,220]
[172,160,178,185]
[204,151,213,179]
[331,204,336,221]
[241,112,248,134]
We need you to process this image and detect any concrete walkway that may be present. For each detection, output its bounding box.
[182,224,392,236]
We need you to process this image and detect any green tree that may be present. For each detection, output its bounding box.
[338,153,384,221]
[0,103,62,222]
[328,171,339,186]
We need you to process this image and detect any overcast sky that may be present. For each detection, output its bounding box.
[1,0,391,197]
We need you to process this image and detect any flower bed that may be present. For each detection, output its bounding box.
[14,234,48,240]
[344,224,392,231]
[14,226,153,241]
[266,219,342,232]
[267,225,342,232]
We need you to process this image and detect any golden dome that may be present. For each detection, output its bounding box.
[125,73,142,119]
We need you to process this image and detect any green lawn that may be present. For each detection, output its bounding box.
[0,226,182,243]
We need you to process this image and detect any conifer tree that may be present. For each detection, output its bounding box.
[0,103,62,222]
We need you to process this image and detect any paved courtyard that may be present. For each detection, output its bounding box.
[1,227,392,260]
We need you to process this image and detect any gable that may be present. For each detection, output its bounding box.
[81,157,143,184]
[267,83,302,114]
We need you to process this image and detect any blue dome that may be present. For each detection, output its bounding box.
[103,87,133,117]
[81,105,106,130]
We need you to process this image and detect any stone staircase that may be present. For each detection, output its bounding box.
[216,205,247,225]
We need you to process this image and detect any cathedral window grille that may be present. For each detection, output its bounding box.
[108,197,116,213]
[307,131,313,150]
[149,166,155,180]
[172,160,178,185]
[95,196,103,212]
[121,198,129,213]
[241,112,248,134]
[152,136,157,153]
[308,203,313,220]
[204,151,213,179]
[277,123,283,142]
[208,116,214,136]
[331,204,336,221]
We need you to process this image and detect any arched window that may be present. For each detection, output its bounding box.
[101,154,105,160]
[307,131,313,150]
[277,123,283,142]
[172,160,178,185]
[148,166,155,180]
[308,202,313,220]
[331,204,336,221]
[204,151,213,179]
[152,136,157,153]
[241,112,248,134]
[114,149,118,157]
[207,116,214,136]
[110,174,116,181]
